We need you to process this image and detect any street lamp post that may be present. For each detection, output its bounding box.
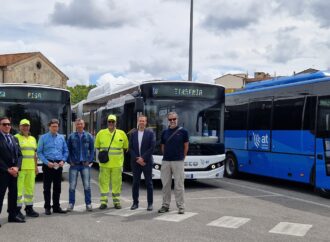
[188,0,193,81]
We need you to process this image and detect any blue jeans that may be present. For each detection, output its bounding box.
[69,165,91,205]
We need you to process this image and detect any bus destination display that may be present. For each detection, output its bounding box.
[150,84,221,99]
[0,88,62,101]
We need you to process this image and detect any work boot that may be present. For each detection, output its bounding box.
[114,204,122,209]
[99,204,107,210]
[25,206,39,218]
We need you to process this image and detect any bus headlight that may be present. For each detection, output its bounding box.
[154,164,160,170]
[211,164,216,169]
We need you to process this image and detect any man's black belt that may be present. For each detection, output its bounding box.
[48,160,61,163]
[72,161,87,165]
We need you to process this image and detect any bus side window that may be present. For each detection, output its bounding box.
[225,103,248,130]
[303,96,316,132]
[248,100,272,130]
[273,97,304,130]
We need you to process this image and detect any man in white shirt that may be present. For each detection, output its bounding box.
[129,115,156,211]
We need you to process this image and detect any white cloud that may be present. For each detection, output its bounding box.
[50,0,138,29]
[0,0,330,87]
[64,65,90,86]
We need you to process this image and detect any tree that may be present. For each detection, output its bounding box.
[67,85,96,105]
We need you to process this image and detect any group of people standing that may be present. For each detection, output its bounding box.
[0,111,189,228]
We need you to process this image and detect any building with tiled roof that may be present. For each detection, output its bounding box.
[214,73,247,91]
[0,52,68,88]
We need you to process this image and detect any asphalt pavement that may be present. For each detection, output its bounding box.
[1,168,330,242]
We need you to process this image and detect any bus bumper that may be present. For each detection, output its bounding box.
[151,165,224,180]
[151,154,225,179]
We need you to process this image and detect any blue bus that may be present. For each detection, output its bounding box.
[224,71,330,197]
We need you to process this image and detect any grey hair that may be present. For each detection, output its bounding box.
[167,112,178,118]
[75,118,84,124]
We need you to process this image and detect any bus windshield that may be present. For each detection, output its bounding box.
[145,98,223,155]
[0,101,69,139]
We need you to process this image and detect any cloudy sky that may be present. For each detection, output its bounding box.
[1,0,330,86]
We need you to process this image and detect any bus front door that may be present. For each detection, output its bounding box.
[247,99,272,176]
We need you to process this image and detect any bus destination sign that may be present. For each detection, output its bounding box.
[0,88,62,102]
[28,92,43,100]
[150,84,220,99]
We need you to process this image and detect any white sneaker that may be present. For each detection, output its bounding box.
[67,204,74,212]
[86,204,92,212]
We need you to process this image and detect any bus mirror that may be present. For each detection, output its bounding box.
[72,112,77,122]
[135,97,144,112]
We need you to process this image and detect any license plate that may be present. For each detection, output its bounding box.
[185,173,193,179]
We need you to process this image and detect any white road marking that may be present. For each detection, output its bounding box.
[269,222,312,237]
[154,211,197,222]
[187,194,280,200]
[105,207,146,217]
[207,216,251,228]
[72,202,100,212]
[221,180,330,209]
[33,200,68,208]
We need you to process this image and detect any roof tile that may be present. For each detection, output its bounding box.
[0,52,39,67]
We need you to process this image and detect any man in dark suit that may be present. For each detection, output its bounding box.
[129,115,155,211]
[0,117,24,226]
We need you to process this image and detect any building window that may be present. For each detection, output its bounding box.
[36,61,42,69]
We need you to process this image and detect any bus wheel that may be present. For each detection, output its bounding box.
[311,166,330,198]
[225,153,238,178]
[316,188,330,198]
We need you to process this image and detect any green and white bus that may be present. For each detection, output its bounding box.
[0,83,71,173]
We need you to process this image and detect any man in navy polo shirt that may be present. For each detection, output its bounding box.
[158,112,189,214]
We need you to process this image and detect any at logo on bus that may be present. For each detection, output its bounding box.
[152,88,159,95]
[252,132,269,149]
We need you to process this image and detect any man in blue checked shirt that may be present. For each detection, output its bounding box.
[66,118,94,212]
[37,119,68,215]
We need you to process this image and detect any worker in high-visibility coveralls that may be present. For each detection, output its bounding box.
[95,114,128,209]
[15,119,39,218]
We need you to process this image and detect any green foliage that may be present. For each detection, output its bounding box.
[67,85,96,105]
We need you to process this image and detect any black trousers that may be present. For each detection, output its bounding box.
[132,163,153,205]
[0,171,18,218]
[42,165,63,210]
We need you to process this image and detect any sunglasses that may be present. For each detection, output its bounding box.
[168,118,177,121]
[108,120,116,123]
[1,123,11,126]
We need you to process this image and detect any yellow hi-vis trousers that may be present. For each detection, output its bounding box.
[17,169,36,207]
[99,167,122,205]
